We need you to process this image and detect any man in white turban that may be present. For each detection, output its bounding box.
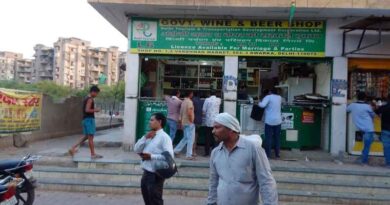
[207,113,278,205]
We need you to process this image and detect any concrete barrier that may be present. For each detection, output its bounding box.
[0,95,123,148]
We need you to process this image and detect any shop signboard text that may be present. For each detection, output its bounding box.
[130,18,326,57]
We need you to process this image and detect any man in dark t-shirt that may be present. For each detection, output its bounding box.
[375,95,390,168]
[69,85,103,159]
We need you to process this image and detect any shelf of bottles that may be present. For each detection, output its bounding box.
[349,71,390,99]
[162,63,223,97]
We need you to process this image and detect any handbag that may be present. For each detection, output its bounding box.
[250,104,264,121]
[155,151,178,179]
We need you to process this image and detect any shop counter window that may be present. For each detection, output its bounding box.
[139,56,224,99]
[347,58,390,156]
[238,57,332,150]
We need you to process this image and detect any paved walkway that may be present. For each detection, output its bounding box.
[35,191,205,205]
[1,128,389,173]
[34,191,330,205]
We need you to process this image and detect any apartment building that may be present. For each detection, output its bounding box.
[0,51,23,81]
[88,46,119,86]
[15,58,33,83]
[53,38,90,89]
[118,52,126,81]
[33,44,54,82]
[53,37,120,89]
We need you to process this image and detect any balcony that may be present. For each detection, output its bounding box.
[40,71,53,77]
[90,66,99,72]
[40,58,51,64]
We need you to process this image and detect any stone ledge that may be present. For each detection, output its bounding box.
[89,0,390,9]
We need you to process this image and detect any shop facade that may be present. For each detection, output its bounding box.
[127,17,333,151]
[88,0,390,156]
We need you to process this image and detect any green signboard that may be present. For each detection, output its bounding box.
[136,101,169,140]
[130,18,326,57]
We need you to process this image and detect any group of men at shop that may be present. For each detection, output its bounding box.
[347,92,390,167]
[164,89,222,160]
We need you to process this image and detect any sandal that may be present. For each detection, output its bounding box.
[91,154,103,159]
[68,149,75,157]
[185,157,196,161]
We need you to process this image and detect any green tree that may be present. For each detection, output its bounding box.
[0,80,125,103]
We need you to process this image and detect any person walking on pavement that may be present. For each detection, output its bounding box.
[192,91,204,157]
[174,91,196,160]
[202,90,221,156]
[374,95,390,168]
[164,90,182,143]
[207,113,278,205]
[69,85,103,159]
[347,92,375,165]
[134,113,174,205]
[259,89,282,159]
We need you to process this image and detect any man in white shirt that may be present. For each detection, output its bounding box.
[134,113,174,205]
[202,90,222,156]
[259,89,282,159]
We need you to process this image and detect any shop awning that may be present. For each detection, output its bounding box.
[340,16,390,56]
[340,16,390,31]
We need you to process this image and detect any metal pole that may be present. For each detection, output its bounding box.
[109,81,120,128]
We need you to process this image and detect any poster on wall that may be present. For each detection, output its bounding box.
[332,79,348,98]
[281,113,294,130]
[130,18,326,57]
[302,111,315,123]
[223,75,238,93]
[0,89,42,133]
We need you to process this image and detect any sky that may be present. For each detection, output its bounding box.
[0,0,127,58]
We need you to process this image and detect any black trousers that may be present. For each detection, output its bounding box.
[141,170,165,205]
[204,126,216,156]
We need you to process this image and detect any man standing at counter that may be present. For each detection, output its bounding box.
[192,91,204,157]
[374,94,390,168]
[347,92,375,166]
[203,90,222,156]
[174,91,196,160]
[259,89,282,159]
[164,90,182,143]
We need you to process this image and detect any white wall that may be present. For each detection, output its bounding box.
[123,18,139,151]
[223,56,238,116]
[326,19,349,155]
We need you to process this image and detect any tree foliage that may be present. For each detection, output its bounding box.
[0,80,125,102]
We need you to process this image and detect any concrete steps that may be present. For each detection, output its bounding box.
[36,177,390,205]
[33,158,390,205]
[75,158,390,184]
[34,166,390,195]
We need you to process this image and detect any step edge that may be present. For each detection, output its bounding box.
[74,159,390,177]
[37,179,390,201]
[35,167,390,188]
